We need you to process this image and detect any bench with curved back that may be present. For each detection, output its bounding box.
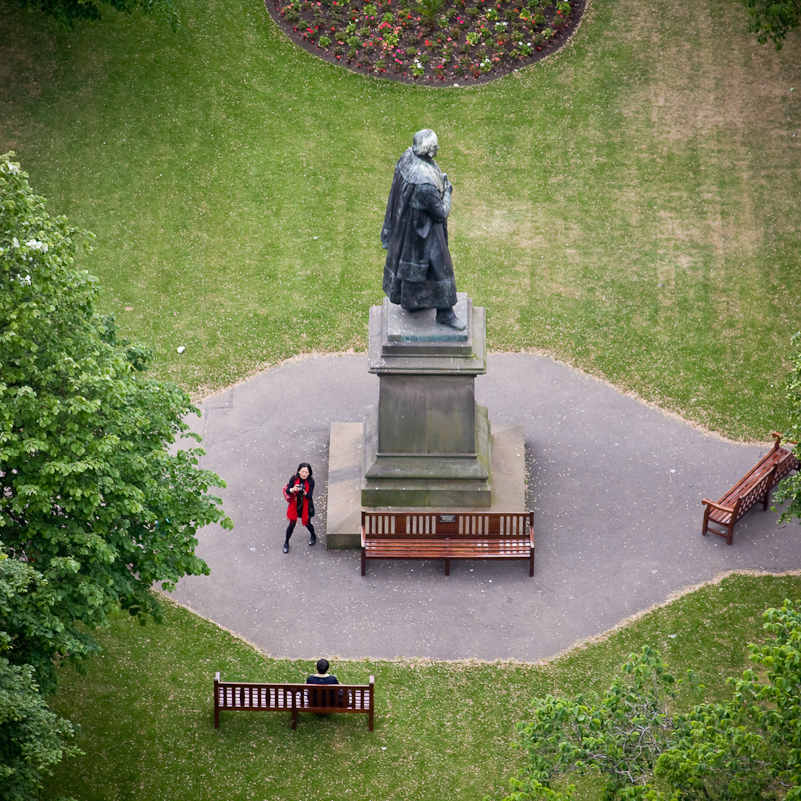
[702,433,799,545]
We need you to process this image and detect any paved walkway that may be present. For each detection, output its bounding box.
[171,353,801,662]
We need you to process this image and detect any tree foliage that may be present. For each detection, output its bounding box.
[15,0,178,29]
[742,0,801,49]
[0,151,232,798]
[774,331,801,524]
[504,602,801,801]
[0,656,79,801]
[0,151,232,683]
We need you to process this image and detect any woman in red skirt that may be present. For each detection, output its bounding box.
[283,462,315,553]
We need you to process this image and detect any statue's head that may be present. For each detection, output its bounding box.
[412,129,439,158]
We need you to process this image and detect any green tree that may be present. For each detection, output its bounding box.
[774,332,801,523]
[0,550,82,801]
[742,0,801,49]
[0,656,79,801]
[502,646,696,801]
[16,0,178,29]
[0,151,232,693]
[502,603,801,801]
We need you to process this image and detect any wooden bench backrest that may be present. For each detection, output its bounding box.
[214,674,374,713]
[362,511,533,539]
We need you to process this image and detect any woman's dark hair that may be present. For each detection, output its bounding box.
[316,658,329,674]
[297,462,313,477]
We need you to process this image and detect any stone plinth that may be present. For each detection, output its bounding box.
[361,294,492,508]
[326,422,525,549]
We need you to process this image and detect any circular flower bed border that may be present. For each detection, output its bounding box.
[265,0,586,85]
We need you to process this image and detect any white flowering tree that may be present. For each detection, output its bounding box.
[0,153,232,799]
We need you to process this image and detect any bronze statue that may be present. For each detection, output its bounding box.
[380,129,465,330]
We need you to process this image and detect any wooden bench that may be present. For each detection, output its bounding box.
[214,673,375,730]
[702,433,799,545]
[361,510,534,576]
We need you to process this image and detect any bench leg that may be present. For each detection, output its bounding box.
[361,549,366,577]
[726,525,734,546]
[530,552,534,577]
[291,708,298,730]
[444,559,450,576]
[701,506,710,536]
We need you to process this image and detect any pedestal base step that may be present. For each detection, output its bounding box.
[326,422,526,550]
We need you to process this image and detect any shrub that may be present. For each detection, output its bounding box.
[416,0,445,26]
[318,34,332,45]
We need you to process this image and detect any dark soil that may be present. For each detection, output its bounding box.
[264,0,586,86]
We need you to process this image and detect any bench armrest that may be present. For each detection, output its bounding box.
[772,431,798,447]
[702,498,735,515]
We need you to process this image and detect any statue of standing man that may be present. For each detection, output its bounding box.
[380,129,466,331]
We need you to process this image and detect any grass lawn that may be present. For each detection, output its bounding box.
[41,572,801,800]
[2,0,801,438]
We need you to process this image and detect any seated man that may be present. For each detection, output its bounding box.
[305,659,343,709]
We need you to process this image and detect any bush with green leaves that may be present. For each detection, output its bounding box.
[502,602,801,801]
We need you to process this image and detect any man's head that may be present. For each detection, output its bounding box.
[316,658,330,675]
[412,129,439,158]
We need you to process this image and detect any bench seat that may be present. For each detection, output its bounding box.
[361,511,534,576]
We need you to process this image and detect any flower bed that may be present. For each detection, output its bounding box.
[267,0,585,85]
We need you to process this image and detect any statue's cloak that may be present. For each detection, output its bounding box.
[380,147,458,311]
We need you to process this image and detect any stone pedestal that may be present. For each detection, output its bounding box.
[361,294,492,508]
[327,421,525,549]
